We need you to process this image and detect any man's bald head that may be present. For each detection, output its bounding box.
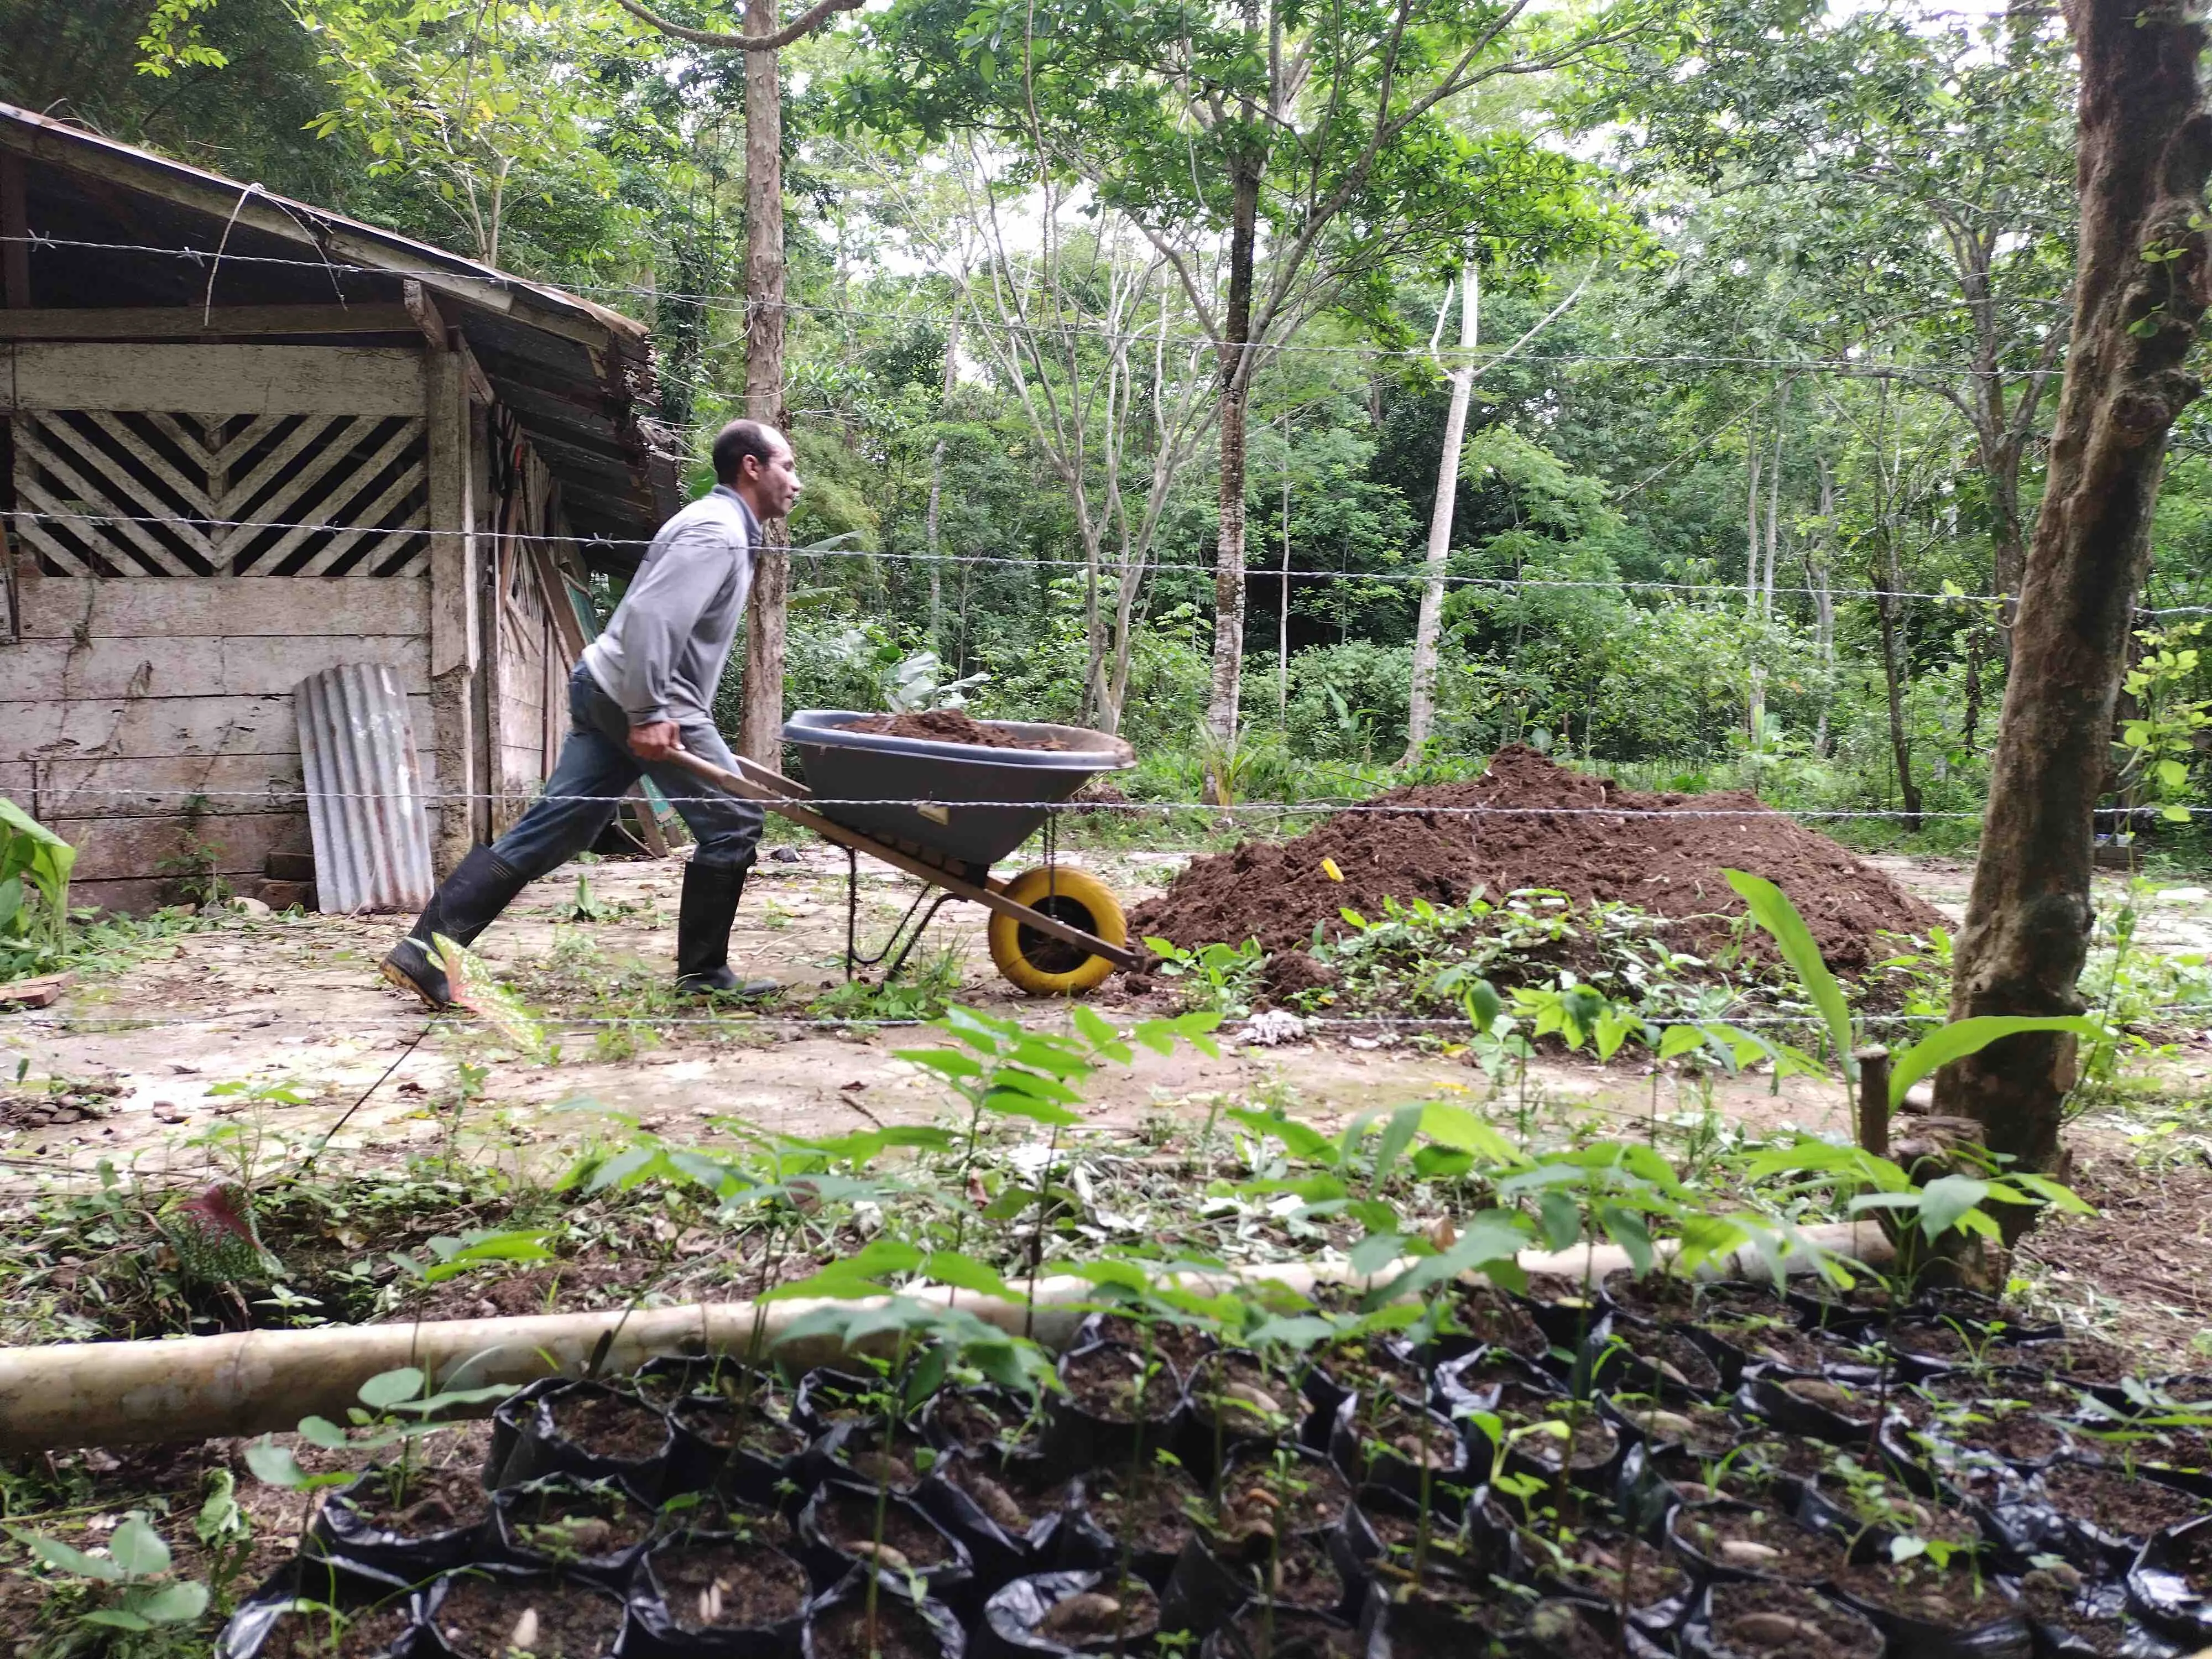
[711,419,790,488]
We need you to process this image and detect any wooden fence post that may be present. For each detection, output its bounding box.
[1853,1045,1891,1159]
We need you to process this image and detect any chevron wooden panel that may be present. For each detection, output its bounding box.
[8,409,431,577]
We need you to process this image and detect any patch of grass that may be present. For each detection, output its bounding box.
[808,942,966,1025]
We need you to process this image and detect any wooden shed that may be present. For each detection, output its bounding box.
[0,103,682,912]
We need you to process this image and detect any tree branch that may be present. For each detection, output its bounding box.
[613,0,860,52]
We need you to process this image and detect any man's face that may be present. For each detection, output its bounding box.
[742,437,804,519]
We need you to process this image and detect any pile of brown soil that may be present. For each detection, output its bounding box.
[844,709,1068,750]
[1126,746,1942,972]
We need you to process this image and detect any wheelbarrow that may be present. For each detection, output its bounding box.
[661,711,1141,995]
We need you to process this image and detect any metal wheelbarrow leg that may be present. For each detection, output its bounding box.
[659,747,1139,994]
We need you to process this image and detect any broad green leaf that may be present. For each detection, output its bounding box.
[80,1610,153,1631]
[902,1345,949,1414]
[989,1068,1084,1104]
[244,1438,308,1490]
[1724,869,1856,1077]
[1348,1233,1410,1275]
[1657,1024,1705,1061]
[1128,1021,1177,1056]
[134,1582,210,1624]
[1463,977,1504,1034]
[1917,1175,1993,1241]
[295,1415,352,1450]
[1370,1103,1423,1189]
[1243,1314,1338,1351]
[582,1145,661,1193]
[979,1088,1082,1128]
[1344,1197,1400,1235]
[1536,1191,1582,1253]
[1368,1212,1531,1304]
[15,1531,123,1582]
[1061,1259,1157,1294]
[1888,1016,2104,1108]
[1598,1206,1655,1276]
[357,1367,426,1411]
[2005,1172,2096,1216]
[1674,1212,1756,1274]
[922,1251,1018,1302]
[1418,1102,1522,1166]
[892,1047,984,1078]
[1410,1145,1474,1180]
[1070,1005,1119,1048]
[106,1516,171,1578]
[1228,1108,1339,1165]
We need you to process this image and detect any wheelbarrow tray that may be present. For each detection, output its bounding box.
[782,710,1135,874]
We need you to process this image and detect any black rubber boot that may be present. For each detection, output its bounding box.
[675,859,779,998]
[379,845,529,1009]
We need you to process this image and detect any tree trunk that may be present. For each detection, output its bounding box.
[1762,400,1784,617]
[926,436,946,648]
[1936,0,2212,1181]
[1104,554,1141,735]
[1203,152,1261,779]
[1744,439,1765,743]
[1961,623,1985,750]
[1809,455,1837,758]
[1081,521,1109,727]
[1277,414,1292,723]
[1878,572,1923,830]
[925,304,958,654]
[1987,436,2029,623]
[1404,263,1478,764]
[736,0,790,765]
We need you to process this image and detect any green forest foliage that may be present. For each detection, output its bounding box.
[12,0,2211,851]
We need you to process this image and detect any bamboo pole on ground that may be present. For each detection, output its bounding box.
[0,1223,1891,1455]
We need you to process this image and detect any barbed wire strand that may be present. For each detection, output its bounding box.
[14,1001,2211,1037]
[2,234,2062,379]
[0,782,2047,819]
[0,505,1990,598]
[21,505,2212,615]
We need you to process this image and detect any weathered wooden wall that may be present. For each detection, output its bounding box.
[0,340,446,911]
[484,419,568,839]
[0,575,434,913]
[0,337,606,910]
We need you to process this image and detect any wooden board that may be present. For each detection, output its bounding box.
[0,634,427,702]
[6,344,427,416]
[0,752,435,820]
[69,877,203,914]
[40,810,317,883]
[1,693,437,765]
[0,306,420,340]
[13,576,429,640]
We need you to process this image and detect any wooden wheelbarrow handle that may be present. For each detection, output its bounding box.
[658,746,1142,972]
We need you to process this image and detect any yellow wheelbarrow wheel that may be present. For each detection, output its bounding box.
[988,866,1128,997]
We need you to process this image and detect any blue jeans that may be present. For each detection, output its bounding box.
[491,662,764,879]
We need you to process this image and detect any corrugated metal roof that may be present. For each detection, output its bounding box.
[295,664,435,915]
[0,102,684,554]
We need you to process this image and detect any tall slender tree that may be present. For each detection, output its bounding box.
[615,0,866,761]
[1936,0,2212,1189]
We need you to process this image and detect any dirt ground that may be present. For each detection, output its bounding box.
[3,843,2211,1355]
[4,844,2212,1649]
[0,843,1884,1183]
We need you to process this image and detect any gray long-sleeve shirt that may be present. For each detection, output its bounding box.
[582,485,758,726]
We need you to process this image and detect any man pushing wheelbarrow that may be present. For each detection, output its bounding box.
[380,419,801,1007]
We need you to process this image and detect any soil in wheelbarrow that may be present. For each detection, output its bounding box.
[844,709,1071,750]
[1125,744,1941,973]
